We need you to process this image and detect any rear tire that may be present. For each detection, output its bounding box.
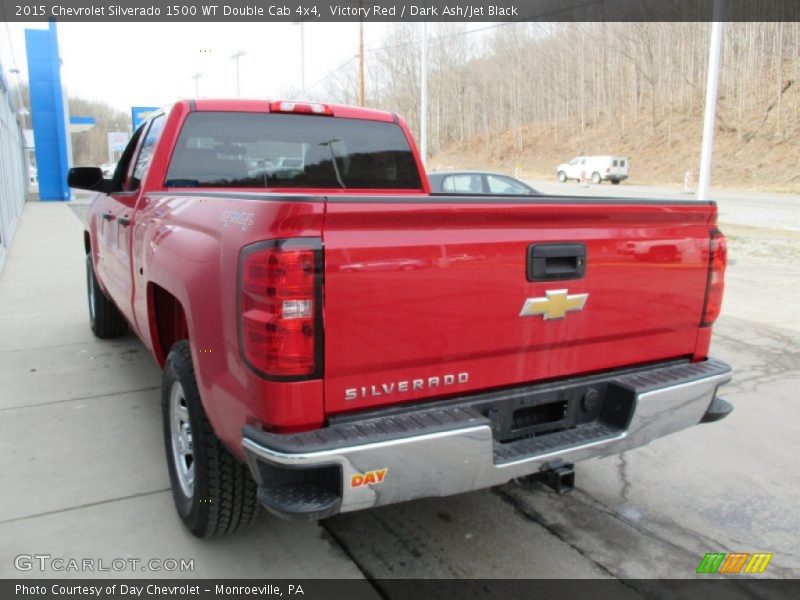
[162,340,260,538]
[86,254,127,338]
[591,172,602,184]
[611,179,621,185]
[558,171,567,183]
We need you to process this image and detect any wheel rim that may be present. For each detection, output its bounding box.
[169,381,194,497]
[86,260,96,321]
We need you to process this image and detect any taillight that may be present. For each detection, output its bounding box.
[269,100,333,116]
[238,239,322,379]
[701,228,727,326]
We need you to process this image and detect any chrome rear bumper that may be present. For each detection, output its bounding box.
[243,359,731,519]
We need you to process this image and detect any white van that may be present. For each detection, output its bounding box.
[557,156,628,184]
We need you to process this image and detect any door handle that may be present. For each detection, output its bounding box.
[117,217,131,227]
[527,243,586,281]
[102,212,115,221]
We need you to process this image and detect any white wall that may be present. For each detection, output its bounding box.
[0,67,28,275]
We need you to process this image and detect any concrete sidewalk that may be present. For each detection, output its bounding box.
[0,202,367,580]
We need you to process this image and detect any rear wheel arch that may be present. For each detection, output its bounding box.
[148,283,190,368]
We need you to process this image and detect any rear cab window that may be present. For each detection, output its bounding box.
[165,112,423,190]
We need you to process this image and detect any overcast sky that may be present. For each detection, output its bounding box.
[1,21,396,112]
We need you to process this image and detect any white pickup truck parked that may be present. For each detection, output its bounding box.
[557,156,628,184]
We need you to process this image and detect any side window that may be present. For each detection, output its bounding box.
[579,158,586,165]
[613,159,619,167]
[620,159,626,167]
[111,126,145,190]
[487,175,528,195]
[130,115,166,190]
[443,174,482,193]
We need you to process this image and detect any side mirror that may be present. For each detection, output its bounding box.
[67,167,114,193]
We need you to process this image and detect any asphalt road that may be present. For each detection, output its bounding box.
[526,179,800,232]
[0,199,797,589]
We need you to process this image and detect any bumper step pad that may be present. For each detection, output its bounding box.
[245,405,487,455]
[701,395,734,423]
[257,483,340,520]
[494,422,620,464]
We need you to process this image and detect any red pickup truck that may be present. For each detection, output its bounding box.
[69,99,732,538]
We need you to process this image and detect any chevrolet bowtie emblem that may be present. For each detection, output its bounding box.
[519,289,589,320]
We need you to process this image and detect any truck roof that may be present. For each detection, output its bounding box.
[181,99,397,123]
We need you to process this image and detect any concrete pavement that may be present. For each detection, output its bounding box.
[0,202,368,580]
[1,199,798,584]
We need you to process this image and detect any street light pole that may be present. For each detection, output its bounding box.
[292,21,306,97]
[419,21,428,166]
[191,72,202,98]
[697,0,725,201]
[231,51,245,97]
[232,51,245,97]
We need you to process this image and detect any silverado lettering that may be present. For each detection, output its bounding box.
[344,372,470,401]
[70,98,732,538]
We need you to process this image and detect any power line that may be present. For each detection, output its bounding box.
[362,21,517,55]
[301,22,517,97]
[360,0,609,54]
[290,0,609,100]
[292,55,357,98]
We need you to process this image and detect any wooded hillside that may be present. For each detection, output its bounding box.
[320,22,800,190]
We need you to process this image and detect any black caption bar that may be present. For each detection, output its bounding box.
[1,0,799,22]
[4,579,800,600]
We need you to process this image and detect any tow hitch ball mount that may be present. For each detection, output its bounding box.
[541,460,575,494]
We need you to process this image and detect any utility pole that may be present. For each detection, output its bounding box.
[697,0,724,201]
[358,7,365,106]
[419,21,428,166]
[292,22,306,97]
[191,72,202,98]
[230,51,245,97]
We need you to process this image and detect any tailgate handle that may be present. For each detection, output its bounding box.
[527,243,586,281]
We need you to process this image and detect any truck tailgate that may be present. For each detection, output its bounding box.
[322,196,715,415]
